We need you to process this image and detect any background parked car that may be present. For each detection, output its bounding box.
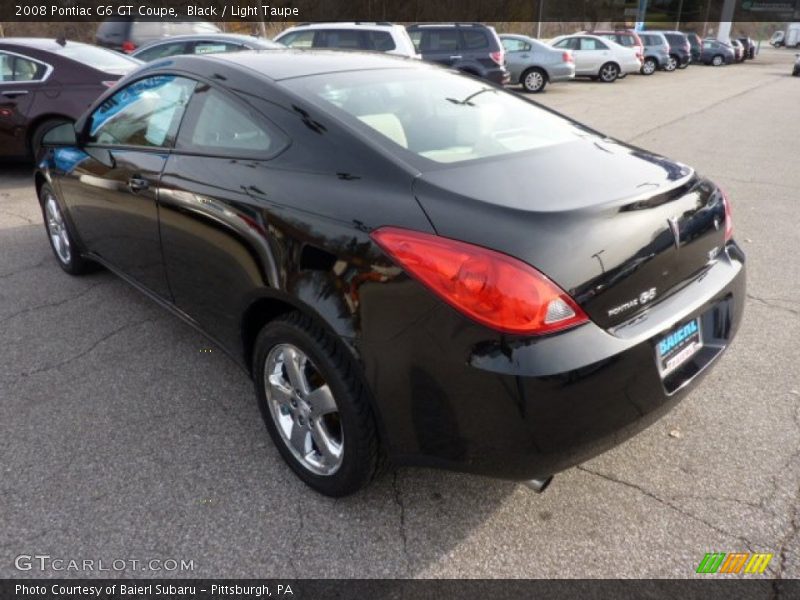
[499,33,574,92]
[96,19,220,54]
[0,38,140,159]
[590,29,644,64]
[728,38,745,62]
[275,22,418,58]
[684,32,702,62]
[699,39,735,66]
[550,34,640,82]
[132,34,281,62]
[406,23,509,84]
[737,36,756,59]
[637,32,671,75]
[653,30,692,70]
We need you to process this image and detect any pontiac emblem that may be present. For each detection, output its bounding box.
[667,217,680,250]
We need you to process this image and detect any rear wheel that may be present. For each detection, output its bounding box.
[253,312,381,497]
[39,183,95,275]
[599,62,619,82]
[677,60,689,69]
[665,55,678,71]
[641,57,657,75]
[521,67,547,93]
[712,54,724,66]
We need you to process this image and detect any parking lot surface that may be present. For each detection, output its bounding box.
[1,47,798,579]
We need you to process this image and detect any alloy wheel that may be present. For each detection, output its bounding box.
[45,195,71,265]
[642,59,656,75]
[600,64,618,82]
[524,70,544,92]
[666,57,677,71]
[712,55,723,66]
[264,343,344,476]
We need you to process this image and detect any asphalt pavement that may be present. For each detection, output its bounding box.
[1,47,798,579]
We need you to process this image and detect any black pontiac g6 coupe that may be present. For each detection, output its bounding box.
[35,50,745,496]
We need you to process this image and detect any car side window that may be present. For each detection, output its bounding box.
[462,30,489,50]
[319,30,365,50]
[365,31,396,52]
[0,52,48,82]
[580,38,607,51]
[280,30,316,48]
[89,75,196,148]
[134,42,189,62]
[420,30,460,52]
[554,38,578,50]
[176,84,282,156]
[193,41,243,55]
[502,39,530,53]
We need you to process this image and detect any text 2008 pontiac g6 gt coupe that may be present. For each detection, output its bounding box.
[35,50,744,496]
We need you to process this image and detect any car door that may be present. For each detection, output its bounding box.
[578,37,610,73]
[501,38,529,81]
[417,28,462,67]
[57,75,196,299]
[157,82,289,349]
[0,50,50,157]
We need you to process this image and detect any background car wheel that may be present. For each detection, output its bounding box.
[712,55,724,66]
[641,57,657,75]
[30,118,71,159]
[665,55,678,71]
[253,312,381,497]
[39,183,95,275]
[599,62,619,82]
[521,68,547,93]
[677,61,689,69]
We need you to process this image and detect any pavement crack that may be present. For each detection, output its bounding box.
[0,280,112,326]
[392,470,410,572]
[771,482,800,599]
[577,465,759,551]
[0,209,36,225]
[19,317,157,380]
[747,294,800,317]
[0,256,50,279]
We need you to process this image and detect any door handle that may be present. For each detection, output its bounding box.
[2,90,29,97]
[128,176,149,192]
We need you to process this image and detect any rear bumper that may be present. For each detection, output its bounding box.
[486,67,511,85]
[360,243,745,481]
[548,64,576,82]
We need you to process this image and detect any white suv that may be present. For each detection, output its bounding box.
[274,22,419,58]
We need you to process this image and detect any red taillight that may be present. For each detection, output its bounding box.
[370,227,589,335]
[562,51,574,63]
[490,50,504,66]
[721,190,733,242]
[121,40,136,53]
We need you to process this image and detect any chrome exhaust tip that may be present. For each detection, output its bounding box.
[524,476,553,493]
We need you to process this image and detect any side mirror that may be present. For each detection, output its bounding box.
[41,122,79,147]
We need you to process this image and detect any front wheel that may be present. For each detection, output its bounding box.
[665,55,678,71]
[599,62,619,82]
[521,68,547,93]
[39,183,95,275]
[641,57,657,75]
[253,312,381,497]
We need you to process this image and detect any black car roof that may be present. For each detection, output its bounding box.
[198,49,427,81]
[0,38,95,52]
[135,33,278,50]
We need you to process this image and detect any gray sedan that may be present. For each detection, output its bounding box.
[132,33,281,62]
[500,33,575,92]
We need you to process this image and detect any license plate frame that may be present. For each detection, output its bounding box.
[656,317,703,378]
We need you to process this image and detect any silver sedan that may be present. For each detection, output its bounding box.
[500,33,576,93]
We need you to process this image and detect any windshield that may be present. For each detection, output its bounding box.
[59,44,141,74]
[283,68,587,166]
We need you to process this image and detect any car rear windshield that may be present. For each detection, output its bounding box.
[283,68,587,166]
[58,44,140,73]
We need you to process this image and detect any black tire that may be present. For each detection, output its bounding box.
[38,183,95,275]
[712,54,724,67]
[253,311,381,497]
[677,60,689,69]
[520,67,547,93]
[598,62,619,83]
[30,118,71,159]
[641,57,657,75]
